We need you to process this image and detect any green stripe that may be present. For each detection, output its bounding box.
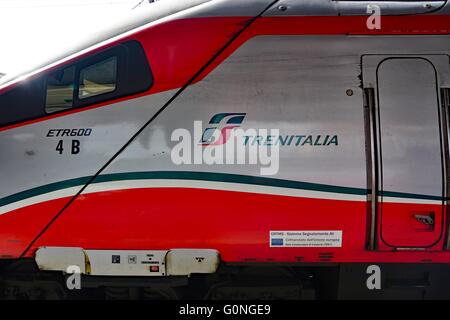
[0,176,91,207]
[94,171,367,196]
[0,171,444,208]
[380,190,443,202]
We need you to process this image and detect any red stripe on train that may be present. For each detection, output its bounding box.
[1,187,449,262]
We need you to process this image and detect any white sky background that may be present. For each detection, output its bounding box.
[0,0,142,75]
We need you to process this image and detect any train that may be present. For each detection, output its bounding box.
[2,0,450,299]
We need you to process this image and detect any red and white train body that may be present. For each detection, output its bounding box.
[1,0,450,299]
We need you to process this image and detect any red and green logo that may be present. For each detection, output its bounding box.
[200,113,246,146]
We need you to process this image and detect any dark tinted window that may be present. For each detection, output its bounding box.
[0,40,153,127]
[79,56,117,100]
[0,77,46,126]
[45,66,75,113]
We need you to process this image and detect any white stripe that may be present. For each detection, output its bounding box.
[378,196,442,205]
[0,186,82,215]
[83,179,367,202]
[1,179,441,216]
[0,179,366,215]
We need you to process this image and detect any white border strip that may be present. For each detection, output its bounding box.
[377,195,441,205]
[1,179,442,216]
[0,179,366,215]
[83,179,366,201]
[0,186,82,215]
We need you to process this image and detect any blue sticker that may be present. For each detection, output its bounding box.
[271,238,284,246]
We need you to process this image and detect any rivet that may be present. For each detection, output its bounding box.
[346,89,354,96]
[278,5,287,12]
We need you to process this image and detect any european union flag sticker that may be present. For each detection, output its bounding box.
[271,238,284,246]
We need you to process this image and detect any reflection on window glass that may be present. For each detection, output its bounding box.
[79,57,117,99]
[45,66,75,113]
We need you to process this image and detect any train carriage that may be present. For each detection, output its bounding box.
[1,0,450,299]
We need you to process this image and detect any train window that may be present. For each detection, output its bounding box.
[79,56,117,100]
[0,40,152,127]
[45,66,75,113]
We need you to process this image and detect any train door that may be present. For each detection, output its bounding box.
[363,55,450,249]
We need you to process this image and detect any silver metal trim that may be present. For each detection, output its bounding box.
[442,88,450,250]
[264,0,447,16]
[365,88,378,250]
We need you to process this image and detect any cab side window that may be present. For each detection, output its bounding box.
[45,66,75,113]
[44,53,120,114]
[78,56,117,100]
[0,40,152,126]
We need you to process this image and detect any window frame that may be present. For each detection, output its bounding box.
[44,65,76,114]
[44,45,126,114]
[0,40,153,127]
[73,45,126,109]
[78,56,118,101]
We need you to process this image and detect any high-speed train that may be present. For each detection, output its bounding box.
[2,0,450,299]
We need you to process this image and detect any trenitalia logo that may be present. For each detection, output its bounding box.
[170,112,340,175]
[200,112,338,147]
[200,113,246,146]
[170,113,280,176]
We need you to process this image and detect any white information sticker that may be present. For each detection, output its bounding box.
[270,230,343,248]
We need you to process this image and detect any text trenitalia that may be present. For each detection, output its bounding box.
[244,134,338,146]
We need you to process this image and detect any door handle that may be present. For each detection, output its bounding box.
[414,213,435,226]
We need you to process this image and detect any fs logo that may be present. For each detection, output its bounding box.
[200,113,246,146]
